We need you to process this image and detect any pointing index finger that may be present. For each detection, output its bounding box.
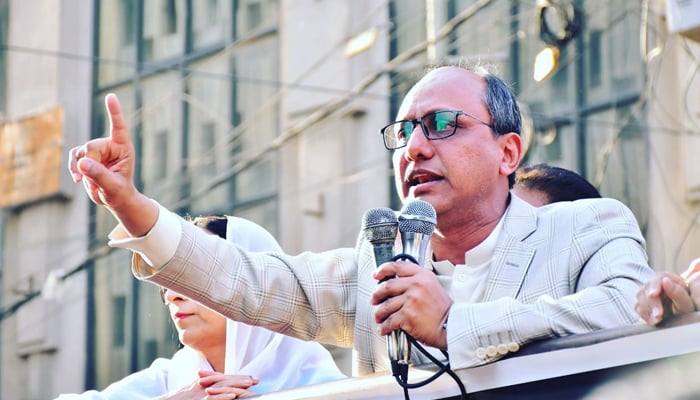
[104,93,130,144]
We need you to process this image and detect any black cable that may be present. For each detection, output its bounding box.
[537,0,581,48]
[387,253,469,399]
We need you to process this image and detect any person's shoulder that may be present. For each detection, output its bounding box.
[226,216,283,252]
[543,197,628,211]
[538,197,637,224]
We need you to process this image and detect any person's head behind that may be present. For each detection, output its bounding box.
[160,215,228,352]
[191,214,227,238]
[513,163,601,206]
[387,62,523,220]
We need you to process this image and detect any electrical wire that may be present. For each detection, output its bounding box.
[385,253,469,399]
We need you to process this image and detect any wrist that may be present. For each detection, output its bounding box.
[117,191,158,237]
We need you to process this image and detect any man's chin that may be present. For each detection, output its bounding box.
[404,190,437,206]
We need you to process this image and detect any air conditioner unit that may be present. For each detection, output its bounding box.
[666,0,700,42]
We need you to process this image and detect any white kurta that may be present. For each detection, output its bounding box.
[56,346,210,400]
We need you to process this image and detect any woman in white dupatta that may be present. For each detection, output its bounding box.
[55,216,345,400]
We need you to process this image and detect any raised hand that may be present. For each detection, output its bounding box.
[67,93,157,237]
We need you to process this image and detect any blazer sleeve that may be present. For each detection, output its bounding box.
[445,198,655,369]
[131,216,359,348]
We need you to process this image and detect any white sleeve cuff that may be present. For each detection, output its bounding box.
[108,201,182,269]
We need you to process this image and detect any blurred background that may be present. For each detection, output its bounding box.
[0,0,698,398]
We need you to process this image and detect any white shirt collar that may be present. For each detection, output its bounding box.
[430,205,509,274]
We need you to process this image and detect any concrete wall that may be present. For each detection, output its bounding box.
[1,0,93,399]
[645,2,700,273]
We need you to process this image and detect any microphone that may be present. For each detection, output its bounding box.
[387,200,438,377]
[361,207,399,269]
[361,208,405,374]
[398,199,437,267]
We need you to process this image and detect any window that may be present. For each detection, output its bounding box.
[231,39,279,205]
[389,0,426,57]
[112,296,127,347]
[97,0,137,85]
[143,0,185,61]
[165,0,177,34]
[154,130,169,180]
[119,0,136,46]
[192,0,231,47]
[235,0,279,39]
[589,30,602,88]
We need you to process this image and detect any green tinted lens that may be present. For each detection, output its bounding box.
[429,111,457,136]
[397,121,414,142]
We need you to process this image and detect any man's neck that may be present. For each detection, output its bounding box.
[431,224,497,265]
[431,197,509,265]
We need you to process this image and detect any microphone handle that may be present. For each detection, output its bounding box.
[400,231,431,266]
[371,241,395,273]
[368,241,411,367]
[389,232,431,369]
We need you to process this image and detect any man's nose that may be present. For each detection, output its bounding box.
[404,123,433,159]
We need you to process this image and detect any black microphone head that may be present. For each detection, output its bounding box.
[398,199,437,235]
[361,207,399,244]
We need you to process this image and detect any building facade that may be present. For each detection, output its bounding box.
[0,0,698,398]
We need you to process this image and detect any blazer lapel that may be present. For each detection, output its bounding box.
[483,194,537,301]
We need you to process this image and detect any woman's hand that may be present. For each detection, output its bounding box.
[198,370,259,399]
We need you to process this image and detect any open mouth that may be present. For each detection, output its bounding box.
[406,170,442,189]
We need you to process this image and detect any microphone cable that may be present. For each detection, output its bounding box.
[388,253,469,400]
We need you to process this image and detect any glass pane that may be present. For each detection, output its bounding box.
[97,0,137,86]
[232,37,279,203]
[93,204,136,387]
[390,0,426,56]
[186,55,232,213]
[450,0,510,69]
[607,2,643,96]
[192,0,232,47]
[235,0,279,39]
[143,0,186,62]
[140,72,184,208]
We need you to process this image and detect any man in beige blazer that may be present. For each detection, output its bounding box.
[69,64,654,376]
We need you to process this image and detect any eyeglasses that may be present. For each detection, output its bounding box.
[379,110,493,150]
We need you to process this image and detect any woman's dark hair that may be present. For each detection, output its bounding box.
[515,163,601,203]
[189,215,227,239]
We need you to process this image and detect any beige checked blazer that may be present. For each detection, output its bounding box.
[132,194,654,376]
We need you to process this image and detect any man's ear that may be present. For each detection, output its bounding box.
[499,132,522,177]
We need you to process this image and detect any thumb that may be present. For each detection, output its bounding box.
[104,93,131,145]
[77,157,117,189]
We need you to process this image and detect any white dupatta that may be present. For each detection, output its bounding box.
[223,217,345,394]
